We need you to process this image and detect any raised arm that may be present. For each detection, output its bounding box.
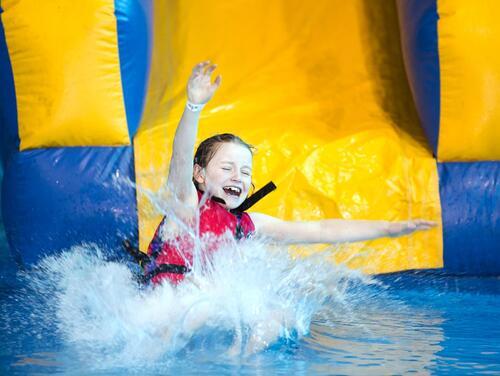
[250,213,436,245]
[167,61,221,206]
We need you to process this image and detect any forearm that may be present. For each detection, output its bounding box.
[270,219,391,244]
[167,61,220,201]
[252,213,435,245]
[167,105,200,199]
[316,219,391,244]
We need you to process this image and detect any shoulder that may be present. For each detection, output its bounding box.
[248,212,286,234]
[248,212,318,244]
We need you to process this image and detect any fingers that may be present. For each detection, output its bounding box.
[190,61,220,92]
[415,219,437,227]
[192,61,217,78]
[192,61,210,76]
[187,61,221,104]
[213,74,222,88]
[388,219,438,238]
[409,219,438,231]
[205,63,217,75]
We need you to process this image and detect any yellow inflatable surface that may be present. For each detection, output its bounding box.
[134,0,442,274]
[2,0,129,149]
[438,0,500,161]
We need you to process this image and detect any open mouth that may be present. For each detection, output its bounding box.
[223,186,242,197]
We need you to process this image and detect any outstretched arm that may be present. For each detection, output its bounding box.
[250,213,436,244]
[167,61,221,206]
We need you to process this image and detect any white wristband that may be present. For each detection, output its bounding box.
[186,101,205,113]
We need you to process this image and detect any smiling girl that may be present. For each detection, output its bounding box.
[144,61,435,285]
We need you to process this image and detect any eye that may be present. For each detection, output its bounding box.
[222,167,231,171]
[241,170,251,176]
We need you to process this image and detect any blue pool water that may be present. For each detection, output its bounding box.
[1,161,499,375]
[1,222,499,375]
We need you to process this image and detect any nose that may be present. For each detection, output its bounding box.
[231,169,242,182]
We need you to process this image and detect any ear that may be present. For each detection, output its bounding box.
[193,164,205,184]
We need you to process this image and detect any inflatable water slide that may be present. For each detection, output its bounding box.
[0,0,498,275]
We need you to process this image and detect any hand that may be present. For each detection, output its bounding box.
[386,219,437,237]
[187,61,221,105]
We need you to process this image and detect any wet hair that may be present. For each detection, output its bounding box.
[193,133,254,190]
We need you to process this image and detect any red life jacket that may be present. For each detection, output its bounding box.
[146,191,255,285]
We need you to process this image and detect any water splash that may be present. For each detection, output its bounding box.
[6,178,379,369]
[18,238,376,369]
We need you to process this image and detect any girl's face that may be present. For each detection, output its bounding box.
[194,142,253,209]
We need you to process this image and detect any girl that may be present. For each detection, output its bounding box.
[145,60,436,285]
[141,61,435,355]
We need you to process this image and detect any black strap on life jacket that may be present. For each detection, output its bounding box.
[122,240,190,283]
[221,181,276,238]
[199,181,276,213]
[142,263,191,284]
[123,240,150,268]
[234,212,244,240]
[230,181,277,213]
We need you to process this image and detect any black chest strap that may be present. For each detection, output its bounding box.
[231,181,277,214]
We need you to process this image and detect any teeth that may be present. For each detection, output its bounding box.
[224,186,241,196]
